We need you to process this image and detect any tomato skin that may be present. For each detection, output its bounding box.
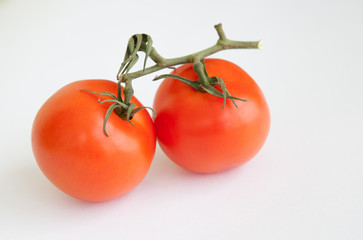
[153,59,270,173]
[31,80,156,202]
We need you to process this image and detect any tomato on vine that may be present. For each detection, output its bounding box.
[32,80,156,202]
[153,59,270,173]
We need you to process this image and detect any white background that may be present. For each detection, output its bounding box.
[1,0,362,239]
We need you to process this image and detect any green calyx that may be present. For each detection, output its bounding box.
[153,59,248,109]
[81,80,155,137]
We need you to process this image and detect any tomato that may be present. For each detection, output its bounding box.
[153,59,270,173]
[31,80,156,202]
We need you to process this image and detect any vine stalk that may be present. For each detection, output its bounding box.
[84,23,262,135]
[119,23,261,82]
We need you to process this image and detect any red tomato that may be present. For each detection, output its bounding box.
[153,59,270,173]
[31,80,156,202]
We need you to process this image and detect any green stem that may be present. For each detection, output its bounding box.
[120,23,261,82]
[123,79,133,105]
[193,57,209,85]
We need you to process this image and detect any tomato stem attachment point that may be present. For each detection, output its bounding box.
[81,88,154,136]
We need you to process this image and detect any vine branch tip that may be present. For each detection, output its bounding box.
[257,40,263,49]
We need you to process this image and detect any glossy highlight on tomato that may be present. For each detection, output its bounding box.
[31,80,156,202]
[153,59,270,173]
